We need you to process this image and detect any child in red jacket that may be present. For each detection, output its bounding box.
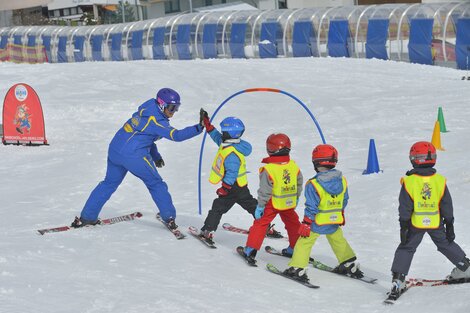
[238,133,303,265]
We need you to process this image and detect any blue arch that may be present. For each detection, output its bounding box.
[197,88,326,215]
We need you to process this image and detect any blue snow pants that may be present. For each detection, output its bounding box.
[80,147,176,222]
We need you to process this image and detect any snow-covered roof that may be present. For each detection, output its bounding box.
[195,1,258,12]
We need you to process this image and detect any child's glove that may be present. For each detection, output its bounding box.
[399,220,410,245]
[444,218,455,242]
[216,182,232,197]
[298,216,312,237]
[255,206,264,220]
[200,108,214,132]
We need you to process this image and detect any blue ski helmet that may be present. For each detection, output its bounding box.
[156,88,181,113]
[220,117,245,139]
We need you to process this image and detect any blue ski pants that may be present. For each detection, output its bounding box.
[80,148,176,222]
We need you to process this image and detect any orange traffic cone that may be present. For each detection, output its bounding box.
[431,121,445,151]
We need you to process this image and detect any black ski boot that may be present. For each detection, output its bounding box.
[283,267,309,283]
[388,272,406,300]
[71,216,101,228]
[335,257,364,278]
[266,224,283,238]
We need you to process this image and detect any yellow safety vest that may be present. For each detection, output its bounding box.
[262,160,300,210]
[310,177,347,225]
[401,174,446,229]
[209,145,247,187]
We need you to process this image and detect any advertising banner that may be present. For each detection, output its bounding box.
[2,83,48,145]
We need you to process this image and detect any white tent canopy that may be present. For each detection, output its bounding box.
[0,0,52,11]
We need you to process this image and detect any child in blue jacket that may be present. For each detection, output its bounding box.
[198,110,280,243]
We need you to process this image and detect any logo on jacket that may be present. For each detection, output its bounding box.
[420,183,432,200]
[282,169,291,185]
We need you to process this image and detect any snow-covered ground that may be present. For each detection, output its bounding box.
[1,57,470,313]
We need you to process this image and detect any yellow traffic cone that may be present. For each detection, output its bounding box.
[431,121,445,151]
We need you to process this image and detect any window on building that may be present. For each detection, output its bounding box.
[205,0,213,6]
[71,7,77,15]
[53,10,60,17]
[278,0,287,9]
[165,0,180,13]
[63,8,70,16]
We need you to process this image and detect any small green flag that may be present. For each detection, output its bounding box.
[438,107,447,133]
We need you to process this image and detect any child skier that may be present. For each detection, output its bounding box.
[198,111,281,243]
[239,133,303,265]
[283,144,362,282]
[389,141,470,300]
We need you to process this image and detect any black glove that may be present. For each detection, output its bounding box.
[444,218,455,242]
[399,220,410,245]
[199,108,207,127]
[155,159,165,168]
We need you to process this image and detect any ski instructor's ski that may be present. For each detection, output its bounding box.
[37,211,143,235]
[156,213,186,239]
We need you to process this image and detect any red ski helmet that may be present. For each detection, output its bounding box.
[312,144,338,168]
[409,141,437,167]
[266,133,291,156]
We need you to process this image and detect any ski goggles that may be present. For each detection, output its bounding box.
[165,103,180,113]
[157,97,180,113]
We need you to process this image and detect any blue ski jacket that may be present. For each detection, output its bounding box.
[304,169,349,235]
[208,129,252,186]
[109,98,203,159]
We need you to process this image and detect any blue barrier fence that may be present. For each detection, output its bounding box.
[0,3,469,69]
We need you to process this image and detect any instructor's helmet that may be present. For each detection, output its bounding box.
[156,88,181,113]
[220,117,245,140]
[266,133,291,156]
[312,144,338,169]
[409,141,436,168]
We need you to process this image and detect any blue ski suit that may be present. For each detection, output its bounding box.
[80,98,203,222]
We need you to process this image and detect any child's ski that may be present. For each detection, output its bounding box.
[37,212,143,235]
[383,277,470,305]
[266,263,319,289]
[265,246,377,284]
[223,222,285,238]
[188,226,216,248]
[222,223,249,235]
[236,246,257,267]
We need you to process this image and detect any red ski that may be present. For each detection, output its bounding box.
[37,212,143,235]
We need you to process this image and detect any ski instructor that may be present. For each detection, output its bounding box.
[71,88,204,231]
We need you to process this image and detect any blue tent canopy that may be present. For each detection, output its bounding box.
[74,35,85,62]
[110,33,122,61]
[0,35,8,49]
[292,20,318,57]
[91,35,103,61]
[366,19,389,60]
[202,23,217,59]
[57,36,68,63]
[27,35,36,47]
[328,20,350,57]
[456,18,470,70]
[259,21,280,58]
[13,35,22,45]
[408,18,433,65]
[130,30,143,60]
[176,24,191,60]
[42,35,52,62]
[152,27,166,60]
[229,22,247,58]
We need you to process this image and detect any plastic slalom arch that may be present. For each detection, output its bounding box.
[197,88,326,215]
